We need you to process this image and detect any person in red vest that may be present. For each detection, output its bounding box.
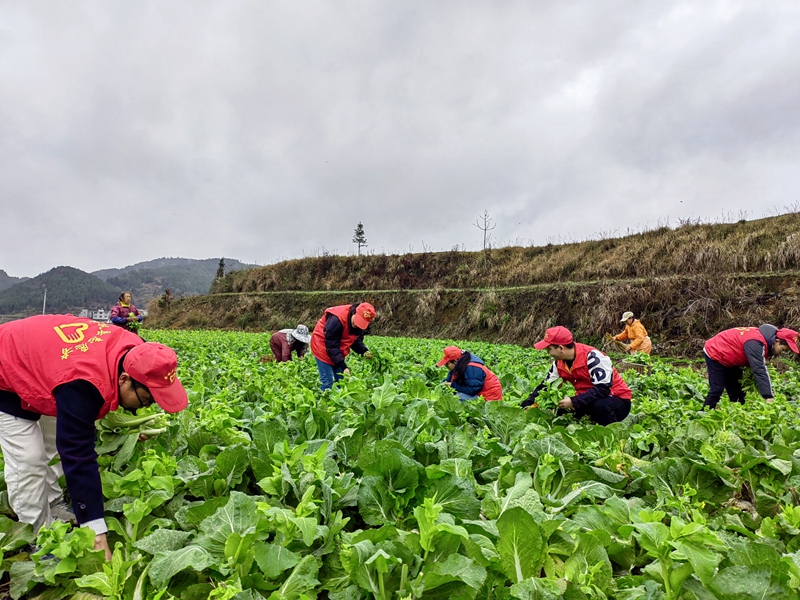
[702,325,798,409]
[521,326,632,425]
[310,302,376,390]
[0,315,189,560]
[436,346,503,401]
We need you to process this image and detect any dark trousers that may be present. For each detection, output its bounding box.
[703,355,744,409]
[557,395,631,425]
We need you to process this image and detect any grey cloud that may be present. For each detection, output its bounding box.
[1,1,798,276]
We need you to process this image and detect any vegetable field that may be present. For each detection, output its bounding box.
[4,331,800,599]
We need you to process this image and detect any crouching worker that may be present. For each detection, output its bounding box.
[702,325,798,409]
[310,303,376,391]
[521,326,631,425]
[270,324,311,363]
[437,346,503,401]
[0,315,189,560]
[612,311,652,355]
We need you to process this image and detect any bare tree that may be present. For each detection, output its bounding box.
[473,210,496,252]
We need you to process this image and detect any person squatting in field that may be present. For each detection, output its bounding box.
[0,315,189,560]
[310,303,376,390]
[436,346,503,401]
[612,311,652,355]
[522,326,632,425]
[702,325,799,409]
[110,291,143,333]
[270,324,312,363]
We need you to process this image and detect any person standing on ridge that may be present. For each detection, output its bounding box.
[610,311,652,355]
[0,315,189,560]
[270,324,312,363]
[522,326,632,425]
[702,325,798,409]
[436,346,503,401]
[110,291,143,332]
[310,303,376,390]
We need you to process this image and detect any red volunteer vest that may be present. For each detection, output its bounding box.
[470,362,503,401]
[704,327,767,368]
[0,315,142,417]
[556,343,631,400]
[310,305,359,366]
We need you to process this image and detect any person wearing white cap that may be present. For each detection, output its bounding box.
[0,315,188,561]
[270,324,312,363]
[613,311,652,355]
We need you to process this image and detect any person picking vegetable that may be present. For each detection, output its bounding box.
[270,324,312,363]
[522,326,632,425]
[310,302,376,390]
[702,325,799,409]
[110,291,143,333]
[0,315,188,560]
[611,311,652,355]
[437,346,503,401]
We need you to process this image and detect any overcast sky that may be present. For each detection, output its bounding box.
[1,1,798,278]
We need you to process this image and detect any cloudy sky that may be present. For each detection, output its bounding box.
[1,1,798,278]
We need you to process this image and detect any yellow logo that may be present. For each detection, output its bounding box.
[54,323,90,344]
[363,311,372,319]
[164,369,177,383]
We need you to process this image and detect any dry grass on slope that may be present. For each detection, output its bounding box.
[214,212,800,293]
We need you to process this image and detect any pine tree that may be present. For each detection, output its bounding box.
[216,258,225,279]
[352,223,368,256]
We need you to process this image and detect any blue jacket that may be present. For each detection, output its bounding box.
[446,355,487,397]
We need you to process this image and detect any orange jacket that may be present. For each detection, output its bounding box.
[614,320,649,351]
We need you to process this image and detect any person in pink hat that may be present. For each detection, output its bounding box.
[310,302,376,390]
[522,326,632,425]
[0,315,188,560]
[702,325,799,409]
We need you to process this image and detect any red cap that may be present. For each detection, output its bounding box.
[123,343,188,413]
[534,326,574,350]
[436,346,463,367]
[777,328,800,353]
[352,302,376,330]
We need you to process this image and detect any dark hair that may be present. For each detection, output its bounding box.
[117,353,147,391]
[452,351,472,384]
[119,291,132,302]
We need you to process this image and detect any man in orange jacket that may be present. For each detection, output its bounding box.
[310,303,376,390]
[613,312,652,354]
[0,315,188,560]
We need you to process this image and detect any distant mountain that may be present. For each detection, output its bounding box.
[0,269,27,292]
[0,267,121,314]
[92,257,256,305]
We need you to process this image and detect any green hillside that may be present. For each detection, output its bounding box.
[0,269,27,292]
[0,267,121,314]
[94,257,256,304]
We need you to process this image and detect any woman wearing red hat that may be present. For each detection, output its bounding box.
[702,325,799,409]
[523,326,632,425]
[310,302,376,390]
[0,315,188,561]
[437,346,503,401]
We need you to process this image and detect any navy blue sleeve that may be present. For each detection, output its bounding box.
[323,314,347,369]
[520,382,545,408]
[53,381,105,525]
[743,339,774,398]
[451,365,486,396]
[351,333,368,355]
